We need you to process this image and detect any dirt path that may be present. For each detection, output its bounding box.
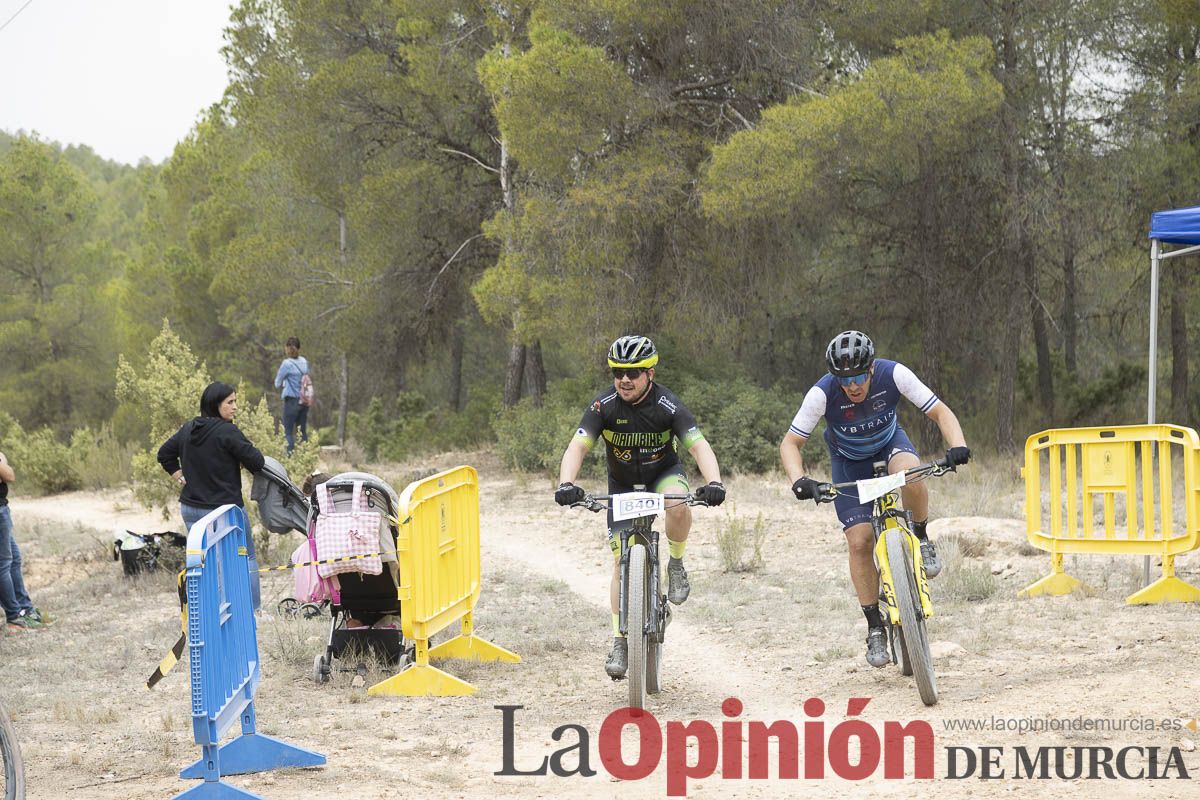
[4,465,1199,799]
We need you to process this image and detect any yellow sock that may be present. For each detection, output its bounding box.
[612,613,621,637]
[668,539,686,560]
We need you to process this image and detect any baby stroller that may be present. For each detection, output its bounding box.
[251,459,411,683]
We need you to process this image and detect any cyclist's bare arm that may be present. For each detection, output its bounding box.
[925,403,967,449]
[780,430,809,483]
[558,438,591,485]
[687,439,722,485]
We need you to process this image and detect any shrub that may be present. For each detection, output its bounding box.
[715,512,767,573]
[114,322,317,520]
[937,537,998,602]
[493,377,605,478]
[116,321,213,516]
[664,375,826,474]
[70,424,138,490]
[347,392,437,462]
[9,426,79,494]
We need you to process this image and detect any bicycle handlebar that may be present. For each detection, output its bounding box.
[812,454,957,505]
[570,492,707,513]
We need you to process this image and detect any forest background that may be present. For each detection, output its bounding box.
[2,0,1198,502]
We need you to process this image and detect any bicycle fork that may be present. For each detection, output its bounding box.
[616,524,663,642]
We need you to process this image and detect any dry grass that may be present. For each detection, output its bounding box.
[933,453,1026,518]
[714,511,767,573]
[935,537,999,603]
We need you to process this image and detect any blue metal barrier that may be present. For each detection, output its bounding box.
[175,505,325,800]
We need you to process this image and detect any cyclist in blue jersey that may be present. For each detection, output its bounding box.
[555,335,726,678]
[780,330,970,668]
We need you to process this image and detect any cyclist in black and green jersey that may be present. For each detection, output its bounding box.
[555,335,726,678]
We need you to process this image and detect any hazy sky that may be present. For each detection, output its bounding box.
[0,0,234,165]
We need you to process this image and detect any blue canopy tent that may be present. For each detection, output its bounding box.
[1147,206,1200,423]
[1143,207,1200,587]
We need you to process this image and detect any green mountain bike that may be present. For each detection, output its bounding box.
[814,455,957,706]
[574,490,708,710]
[0,703,24,800]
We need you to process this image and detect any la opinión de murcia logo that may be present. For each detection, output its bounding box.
[495,699,1191,796]
[497,697,935,796]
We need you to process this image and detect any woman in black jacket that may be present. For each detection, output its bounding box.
[157,381,266,609]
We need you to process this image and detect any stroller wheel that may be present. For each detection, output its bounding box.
[278,598,299,618]
[300,602,323,619]
[312,654,330,684]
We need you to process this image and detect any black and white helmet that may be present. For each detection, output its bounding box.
[607,335,659,368]
[825,330,875,377]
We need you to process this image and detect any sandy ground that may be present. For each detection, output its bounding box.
[3,453,1200,799]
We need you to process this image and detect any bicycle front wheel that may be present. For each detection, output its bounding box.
[0,704,25,800]
[893,624,913,677]
[885,529,937,705]
[627,544,650,710]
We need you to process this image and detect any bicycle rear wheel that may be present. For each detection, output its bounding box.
[885,529,937,705]
[627,544,650,710]
[0,704,25,800]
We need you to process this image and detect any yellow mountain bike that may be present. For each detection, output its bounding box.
[814,455,957,706]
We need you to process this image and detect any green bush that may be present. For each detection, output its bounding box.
[0,413,85,494]
[348,392,433,461]
[672,375,826,474]
[493,377,605,478]
[116,321,214,515]
[10,426,79,494]
[70,424,138,490]
[349,390,502,463]
[114,321,318,519]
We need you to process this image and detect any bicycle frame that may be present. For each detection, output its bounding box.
[816,458,954,624]
[869,465,934,625]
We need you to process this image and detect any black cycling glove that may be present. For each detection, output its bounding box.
[555,482,585,506]
[947,446,971,466]
[792,476,820,501]
[695,481,726,507]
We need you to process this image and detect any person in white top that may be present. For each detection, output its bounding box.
[779,330,970,667]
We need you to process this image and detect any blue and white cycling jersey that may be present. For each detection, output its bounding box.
[788,359,940,460]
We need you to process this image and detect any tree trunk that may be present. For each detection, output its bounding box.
[995,1,1023,452]
[1170,266,1190,424]
[524,339,546,407]
[1062,239,1078,374]
[1027,235,1054,420]
[337,351,349,447]
[503,342,526,407]
[448,322,465,412]
[337,209,350,446]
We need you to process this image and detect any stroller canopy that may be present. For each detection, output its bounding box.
[251,456,310,534]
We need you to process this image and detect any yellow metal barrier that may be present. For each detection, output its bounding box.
[1021,425,1200,604]
[368,466,519,696]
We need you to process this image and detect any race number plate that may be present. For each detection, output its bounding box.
[855,471,906,504]
[611,492,665,522]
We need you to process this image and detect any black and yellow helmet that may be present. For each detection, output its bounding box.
[607,335,659,368]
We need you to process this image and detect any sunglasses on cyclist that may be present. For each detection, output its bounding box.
[612,367,646,380]
[837,372,870,387]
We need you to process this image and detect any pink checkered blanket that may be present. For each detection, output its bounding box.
[313,481,383,578]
